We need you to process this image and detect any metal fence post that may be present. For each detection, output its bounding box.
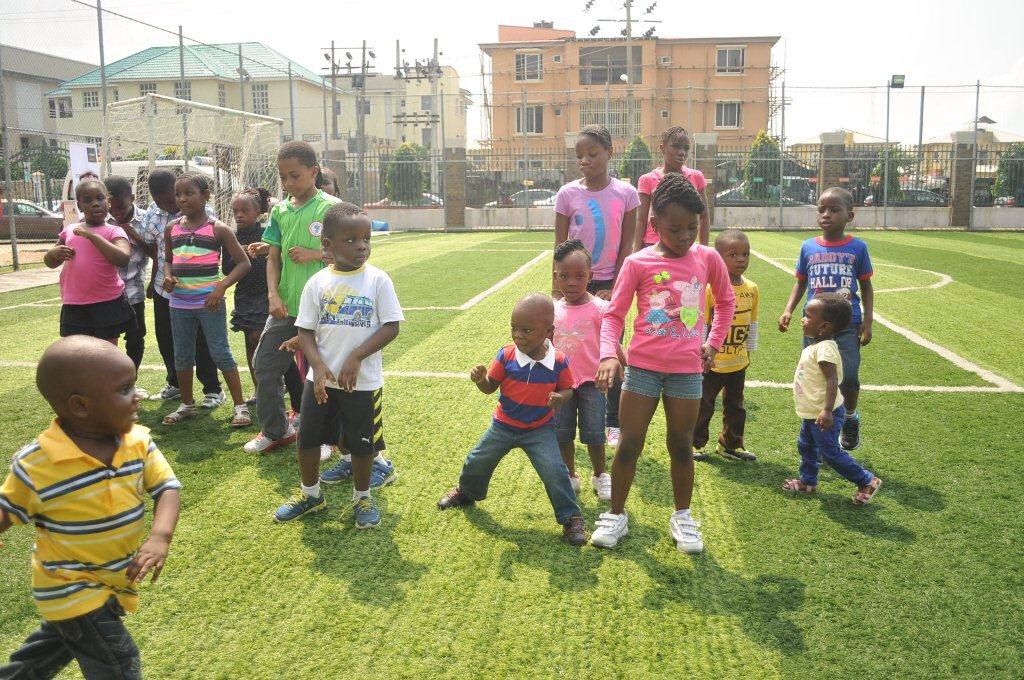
[0,43,19,270]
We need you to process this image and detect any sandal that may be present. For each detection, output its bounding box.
[853,476,882,505]
[782,478,817,493]
[162,403,198,425]
[230,404,252,428]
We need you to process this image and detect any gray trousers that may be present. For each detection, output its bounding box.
[253,315,301,440]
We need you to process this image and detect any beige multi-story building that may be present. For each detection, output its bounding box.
[480,23,779,152]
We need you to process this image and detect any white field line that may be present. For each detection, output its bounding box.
[404,250,549,311]
[0,359,1012,393]
[0,297,62,311]
[750,249,1023,392]
[763,256,953,294]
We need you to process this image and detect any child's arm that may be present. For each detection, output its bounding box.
[73,225,130,267]
[778,279,807,332]
[0,507,10,534]
[266,246,288,319]
[816,361,840,431]
[553,212,570,297]
[122,220,157,260]
[547,387,572,409]
[615,206,638,286]
[470,364,500,394]
[287,245,323,264]
[297,327,336,404]
[596,262,635,393]
[633,193,651,253]
[44,234,74,268]
[859,278,873,346]
[336,321,400,392]
[207,223,251,310]
[162,224,177,293]
[126,487,180,584]
[704,253,736,371]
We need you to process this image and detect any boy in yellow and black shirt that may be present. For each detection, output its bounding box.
[695,229,760,461]
[0,336,181,679]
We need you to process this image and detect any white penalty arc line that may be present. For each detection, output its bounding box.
[762,256,953,294]
[750,248,1023,392]
[404,250,550,311]
[0,297,61,311]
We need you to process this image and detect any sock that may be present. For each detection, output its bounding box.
[352,488,370,501]
[374,452,387,464]
[672,508,691,520]
[301,481,321,499]
[341,453,352,462]
[846,410,858,420]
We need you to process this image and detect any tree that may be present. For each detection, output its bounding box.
[742,130,781,202]
[871,146,916,202]
[617,136,652,187]
[385,143,427,204]
[993,142,1024,199]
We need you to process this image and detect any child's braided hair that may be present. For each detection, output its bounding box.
[650,171,704,216]
[553,238,592,265]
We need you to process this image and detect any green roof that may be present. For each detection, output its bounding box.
[45,42,323,97]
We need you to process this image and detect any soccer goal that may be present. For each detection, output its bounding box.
[106,93,283,218]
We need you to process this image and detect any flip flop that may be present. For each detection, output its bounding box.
[853,476,882,505]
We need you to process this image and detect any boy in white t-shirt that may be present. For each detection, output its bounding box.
[272,202,404,528]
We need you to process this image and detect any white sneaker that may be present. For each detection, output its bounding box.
[669,510,704,554]
[591,511,628,548]
[606,427,621,448]
[243,425,297,454]
[320,445,334,462]
[591,472,612,502]
[569,475,581,493]
[150,384,180,401]
[134,387,150,400]
[200,391,226,409]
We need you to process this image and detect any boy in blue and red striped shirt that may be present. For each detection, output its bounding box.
[437,293,586,545]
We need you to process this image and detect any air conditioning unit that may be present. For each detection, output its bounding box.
[660,56,671,66]
[553,55,562,63]
[554,106,562,117]
[660,109,669,118]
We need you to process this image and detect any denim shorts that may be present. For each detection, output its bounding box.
[554,381,607,445]
[803,327,860,393]
[623,365,703,400]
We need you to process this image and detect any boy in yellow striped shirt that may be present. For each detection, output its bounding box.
[0,336,181,679]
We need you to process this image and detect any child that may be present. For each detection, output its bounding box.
[437,293,586,547]
[778,187,873,450]
[783,293,881,504]
[44,179,134,342]
[319,167,342,198]
[223,187,304,412]
[0,336,181,679]
[551,239,612,501]
[590,173,735,553]
[141,169,225,407]
[245,141,340,454]
[272,202,403,528]
[160,172,252,428]
[105,175,155,398]
[635,126,711,251]
[553,124,639,450]
[693,229,759,462]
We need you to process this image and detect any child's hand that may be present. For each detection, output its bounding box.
[321,248,333,266]
[278,336,300,353]
[204,285,225,310]
[700,343,718,372]
[778,311,792,332]
[268,294,287,319]
[596,358,622,394]
[816,409,833,431]
[547,391,566,409]
[312,365,337,404]
[288,246,320,264]
[50,245,75,263]
[162,275,177,294]
[126,535,170,584]
[470,364,488,384]
[858,322,872,346]
[246,241,269,258]
[72,226,97,240]
[594,289,612,301]
[338,356,361,392]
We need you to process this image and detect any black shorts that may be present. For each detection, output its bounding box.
[297,382,385,454]
[59,294,136,340]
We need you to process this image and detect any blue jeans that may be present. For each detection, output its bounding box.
[803,327,860,394]
[0,598,141,679]
[458,422,581,524]
[169,302,236,372]
[554,382,607,445]
[796,405,873,487]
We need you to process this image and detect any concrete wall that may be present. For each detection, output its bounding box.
[716,206,963,230]
[972,207,1024,229]
[363,206,554,231]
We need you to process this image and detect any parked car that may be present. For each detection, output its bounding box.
[366,193,443,208]
[994,195,1017,207]
[863,189,947,206]
[483,189,557,208]
[714,186,807,207]
[1,200,64,239]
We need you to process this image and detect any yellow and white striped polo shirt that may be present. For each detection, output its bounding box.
[0,420,180,621]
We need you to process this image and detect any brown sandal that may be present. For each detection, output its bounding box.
[853,476,882,505]
[782,478,817,493]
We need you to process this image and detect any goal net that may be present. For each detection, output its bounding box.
[106,93,282,218]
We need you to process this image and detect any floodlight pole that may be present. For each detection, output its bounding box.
[97,0,110,176]
[179,26,189,171]
[0,43,20,270]
[969,80,980,230]
[884,79,890,229]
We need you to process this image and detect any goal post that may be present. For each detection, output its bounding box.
[106,93,283,218]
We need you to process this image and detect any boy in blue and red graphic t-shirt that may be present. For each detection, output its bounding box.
[436,293,586,546]
[779,187,873,451]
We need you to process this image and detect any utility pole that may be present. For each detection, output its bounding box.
[624,0,633,141]
[96,0,110,175]
[970,80,980,230]
[0,43,20,269]
[237,44,245,112]
[287,63,296,139]
[330,41,337,142]
[320,75,329,156]
[522,86,529,231]
[178,26,189,171]
[357,40,367,206]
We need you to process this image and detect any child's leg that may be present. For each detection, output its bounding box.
[577,382,608,476]
[662,394,701,511]
[244,329,261,390]
[284,358,304,413]
[0,620,74,677]
[811,406,874,487]
[609,387,660,514]
[796,419,821,485]
[693,371,725,451]
[836,328,861,413]
[457,423,515,501]
[169,308,199,406]
[152,294,179,389]
[553,388,579,476]
[520,424,582,524]
[252,316,299,439]
[720,368,747,450]
[295,380,336,488]
[197,304,245,405]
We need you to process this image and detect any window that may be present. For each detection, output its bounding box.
[334,100,342,115]
[83,90,99,108]
[302,133,322,142]
[421,127,432,147]
[421,95,433,112]
[139,83,156,114]
[660,109,669,118]
[174,81,192,114]
[252,83,269,115]
[553,106,562,117]
[218,83,226,108]
[577,99,639,138]
[58,98,72,118]
[553,55,562,63]
[515,104,543,134]
[715,101,741,128]
[112,88,119,102]
[48,99,57,119]
[578,46,642,85]
[716,46,745,74]
[514,52,542,81]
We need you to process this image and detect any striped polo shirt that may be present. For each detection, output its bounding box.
[487,341,573,431]
[0,421,180,621]
[169,218,221,309]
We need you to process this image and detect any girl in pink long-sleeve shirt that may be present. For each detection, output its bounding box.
[591,173,735,554]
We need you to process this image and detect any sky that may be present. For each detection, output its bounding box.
[3,0,1023,146]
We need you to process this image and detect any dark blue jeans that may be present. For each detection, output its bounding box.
[0,598,140,679]
[796,405,873,487]
[459,422,581,524]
